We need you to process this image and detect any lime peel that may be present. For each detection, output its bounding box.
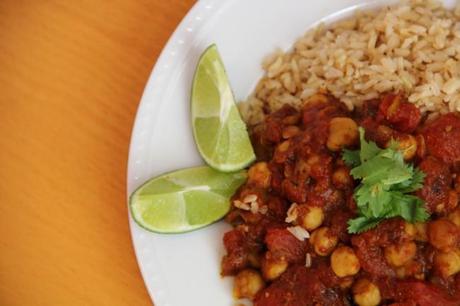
[130,166,247,233]
[191,44,256,172]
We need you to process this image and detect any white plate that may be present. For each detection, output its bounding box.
[127,0,454,305]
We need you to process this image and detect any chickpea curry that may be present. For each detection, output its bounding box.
[221,93,460,306]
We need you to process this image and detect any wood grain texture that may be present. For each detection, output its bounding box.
[0,0,195,305]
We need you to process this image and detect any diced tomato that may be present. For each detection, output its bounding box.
[266,195,289,220]
[281,179,307,203]
[352,235,395,277]
[416,157,452,214]
[329,209,354,243]
[376,93,421,133]
[422,113,460,165]
[265,228,306,263]
[394,280,460,306]
[223,228,245,252]
[222,229,248,275]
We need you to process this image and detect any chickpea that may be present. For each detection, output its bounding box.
[300,206,324,231]
[433,249,460,278]
[395,261,424,280]
[310,227,338,256]
[414,222,428,242]
[428,219,460,252]
[332,167,353,189]
[384,241,417,267]
[233,269,265,299]
[277,140,290,152]
[404,222,417,240]
[282,113,301,125]
[331,246,361,277]
[274,140,291,163]
[327,117,359,152]
[306,93,328,105]
[435,190,459,214]
[415,134,426,159]
[248,162,271,189]
[282,125,300,139]
[448,208,460,227]
[387,134,417,160]
[353,279,381,306]
[261,255,288,280]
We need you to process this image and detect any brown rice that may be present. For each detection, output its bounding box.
[238,0,460,125]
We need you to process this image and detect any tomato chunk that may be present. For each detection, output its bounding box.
[422,113,460,165]
[394,280,460,306]
[265,228,306,263]
[416,157,452,214]
[377,93,421,133]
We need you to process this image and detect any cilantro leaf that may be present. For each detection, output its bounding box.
[389,193,429,222]
[343,149,360,167]
[394,168,425,193]
[354,183,391,218]
[348,216,382,234]
[343,127,429,234]
[358,127,380,163]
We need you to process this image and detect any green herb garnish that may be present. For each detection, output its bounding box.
[343,127,429,234]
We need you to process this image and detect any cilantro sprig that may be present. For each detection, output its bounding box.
[343,127,429,234]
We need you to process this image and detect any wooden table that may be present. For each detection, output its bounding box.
[0,1,195,304]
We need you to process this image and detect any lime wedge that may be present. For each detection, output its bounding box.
[191,44,256,172]
[129,166,247,233]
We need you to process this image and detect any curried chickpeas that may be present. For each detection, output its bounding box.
[233,269,265,299]
[384,241,417,267]
[433,249,460,278]
[248,162,272,189]
[300,206,324,231]
[331,246,361,277]
[332,167,353,189]
[327,117,359,151]
[353,279,381,306]
[261,256,288,281]
[448,208,460,227]
[428,219,460,252]
[310,227,338,256]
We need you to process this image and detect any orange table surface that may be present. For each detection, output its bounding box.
[0,1,195,305]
